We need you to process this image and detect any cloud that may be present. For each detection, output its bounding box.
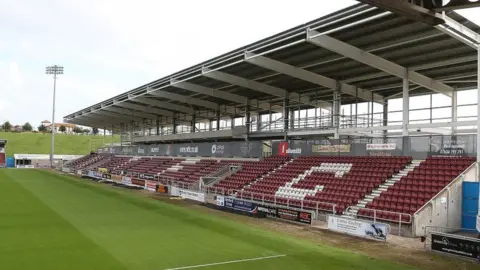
[0,0,478,129]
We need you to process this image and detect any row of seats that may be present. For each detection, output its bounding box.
[237,156,412,214]
[213,156,291,191]
[362,156,475,221]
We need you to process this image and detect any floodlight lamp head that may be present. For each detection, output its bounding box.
[45,65,64,75]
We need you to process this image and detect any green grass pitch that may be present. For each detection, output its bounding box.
[0,170,416,270]
[0,132,119,156]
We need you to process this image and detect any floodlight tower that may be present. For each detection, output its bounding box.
[45,65,64,168]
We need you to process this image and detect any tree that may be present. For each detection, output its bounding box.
[2,121,11,131]
[59,125,66,133]
[22,122,32,132]
[73,127,83,134]
[38,124,47,133]
[92,127,99,135]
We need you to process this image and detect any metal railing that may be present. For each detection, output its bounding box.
[346,206,412,236]
[205,187,337,221]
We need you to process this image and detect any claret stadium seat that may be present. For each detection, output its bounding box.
[212,156,291,192]
[237,156,411,214]
[358,156,475,222]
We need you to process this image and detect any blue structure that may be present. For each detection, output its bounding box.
[462,182,479,230]
[6,157,15,168]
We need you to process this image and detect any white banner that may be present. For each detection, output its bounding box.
[216,195,225,206]
[171,187,205,203]
[476,215,480,233]
[366,143,396,150]
[327,215,388,241]
[121,176,132,186]
[145,180,157,192]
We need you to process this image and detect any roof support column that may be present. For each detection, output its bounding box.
[156,119,160,136]
[402,77,410,137]
[216,109,220,131]
[191,109,196,133]
[383,103,388,138]
[111,125,114,148]
[103,127,106,148]
[172,114,177,135]
[245,98,251,135]
[452,88,458,135]
[283,97,289,140]
[476,47,480,178]
[289,109,295,131]
[333,83,341,139]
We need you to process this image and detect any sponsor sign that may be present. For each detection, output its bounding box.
[102,173,112,180]
[87,170,95,178]
[276,208,311,225]
[62,167,71,173]
[171,187,205,203]
[157,184,168,193]
[312,144,351,153]
[327,215,388,241]
[145,180,157,192]
[77,170,82,176]
[477,215,480,233]
[429,138,466,156]
[277,142,302,156]
[431,233,480,259]
[211,144,225,155]
[258,205,312,225]
[179,146,198,154]
[112,175,122,182]
[121,176,132,186]
[98,168,108,173]
[140,174,156,180]
[366,143,396,150]
[219,196,258,213]
[131,178,145,187]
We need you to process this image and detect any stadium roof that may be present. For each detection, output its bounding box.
[64,3,480,129]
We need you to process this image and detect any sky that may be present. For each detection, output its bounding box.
[0,0,479,129]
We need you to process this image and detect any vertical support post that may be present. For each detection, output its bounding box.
[367,101,370,128]
[452,88,457,135]
[283,97,289,140]
[268,100,272,131]
[50,72,57,168]
[110,125,114,148]
[476,47,480,179]
[383,102,388,138]
[289,108,295,130]
[103,127,106,148]
[142,120,146,136]
[402,76,409,137]
[245,98,250,134]
[156,119,160,136]
[355,87,358,127]
[172,114,177,135]
[216,107,220,131]
[333,83,341,139]
[191,109,196,133]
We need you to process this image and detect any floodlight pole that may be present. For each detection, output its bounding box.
[46,65,64,168]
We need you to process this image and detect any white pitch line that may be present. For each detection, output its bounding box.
[164,254,287,270]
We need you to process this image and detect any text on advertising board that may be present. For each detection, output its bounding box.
[431,233,480,259]
[327,215,387,241]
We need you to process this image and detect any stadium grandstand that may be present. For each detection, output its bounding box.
[58,0,480,261]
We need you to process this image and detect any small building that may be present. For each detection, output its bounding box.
[11,125,22,132]
[13,154,84,168]
[41,121,78,134]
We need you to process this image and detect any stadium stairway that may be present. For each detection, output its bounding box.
[346,160,422,216]
[236,156,412,214]
[355,156,476,223]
